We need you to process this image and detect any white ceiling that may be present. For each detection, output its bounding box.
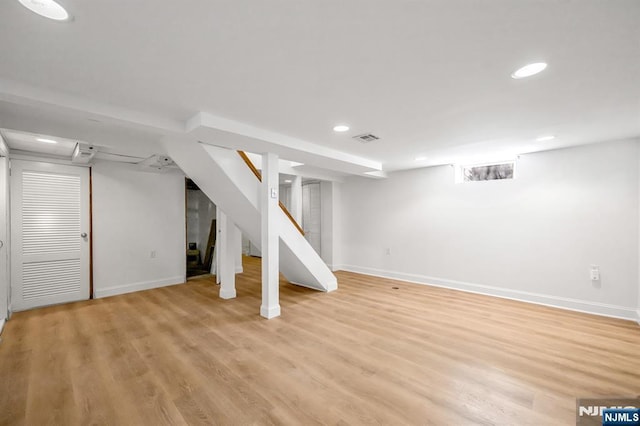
[0,0,638,173]
[1,129,77,157]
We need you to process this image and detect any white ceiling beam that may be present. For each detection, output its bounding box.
[187,112,382,176]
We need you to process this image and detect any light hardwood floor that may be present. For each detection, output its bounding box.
[1,256,639,425]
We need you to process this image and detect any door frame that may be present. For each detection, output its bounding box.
[9,157,93,311]
[0,154,9,323]
[89,167,94,299]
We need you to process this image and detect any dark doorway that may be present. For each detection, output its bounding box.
[185,178,216,278]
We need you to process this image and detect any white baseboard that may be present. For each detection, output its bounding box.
[235,266,244,274]
[328,264,343,273]
[95,276,185,299]
[339,264,638,322]
[0,318,5,335]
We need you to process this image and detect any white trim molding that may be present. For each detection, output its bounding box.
[94,276,184,299]
[0,318,5,336]
[339,264,638,322]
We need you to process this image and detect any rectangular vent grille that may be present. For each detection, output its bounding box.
[352,133,380,143]
[23,259,81,300]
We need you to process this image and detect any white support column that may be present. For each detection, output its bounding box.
[218,210,237,299]
[290,175,303,224]
[214,209,221,283]
[261,152,281,319]
[234,226,243,274]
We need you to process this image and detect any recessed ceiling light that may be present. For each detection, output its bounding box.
[18,0,71,21]
[511,62,547,79]
[284,179,292,184]
[415,156,427,161]
[333,125,350,132]
[36,138,58,144]
[536,135,555,142]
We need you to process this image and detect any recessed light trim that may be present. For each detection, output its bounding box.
[415,156,427,161]
[18,0,70,21]
[536,135,555,142]
[333,125,350,132]
[511,62,547,79]
[36,138,58,144]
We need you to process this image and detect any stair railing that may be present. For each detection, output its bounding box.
[237,151,305,236]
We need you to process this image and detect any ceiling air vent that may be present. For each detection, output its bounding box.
[352,133,380,143]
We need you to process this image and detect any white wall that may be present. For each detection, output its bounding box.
[0,134,9,326]
[339,139,640,320]
[92,162,186,298]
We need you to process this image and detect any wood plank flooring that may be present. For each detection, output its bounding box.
[1,256,639,425]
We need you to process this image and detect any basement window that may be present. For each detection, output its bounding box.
[459,161,515,182]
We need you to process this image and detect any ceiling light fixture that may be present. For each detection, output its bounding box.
[333,125,350,132]
[536,135,555,142]
[36,138,58,144]
[415,156,427,161]
[284,179,292,184]
[18,0,71,21]
[511,62,547,79]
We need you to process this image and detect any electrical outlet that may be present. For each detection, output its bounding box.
[590,265,600,281]
[151,250,157,259]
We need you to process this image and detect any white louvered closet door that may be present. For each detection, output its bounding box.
[11,160,90,311]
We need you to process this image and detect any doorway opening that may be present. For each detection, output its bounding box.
[185,178,217,278]
[279,178,322,255]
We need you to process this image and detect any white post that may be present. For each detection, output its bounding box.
[261,152,281,319]
[218,210,237,299]
[214,208,221,283]
[290,175,303,224]
[234,226,243,274]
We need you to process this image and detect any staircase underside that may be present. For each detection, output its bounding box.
[166,137,337,292]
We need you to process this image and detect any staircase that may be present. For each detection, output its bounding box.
[165,138,337,292]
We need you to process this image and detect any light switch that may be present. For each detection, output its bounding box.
[271,188,277,199]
